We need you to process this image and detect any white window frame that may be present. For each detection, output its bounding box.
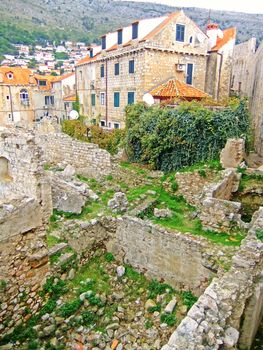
[100,120,106,127]
[113,122,120,129]
[100,92,105,106]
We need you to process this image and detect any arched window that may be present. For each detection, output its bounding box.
[20,89,29,105]
[189,36,193,44]
[0,157,12,182]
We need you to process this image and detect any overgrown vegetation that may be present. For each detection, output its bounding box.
[124,100,250,172]
[62,121,125,155]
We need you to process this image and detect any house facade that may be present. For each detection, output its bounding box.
[76,11,236,128]
[0,66,60,126]
[205,24,236,100]
[76,11,209,128]
[231,39,263,156]
[51,72,76,121]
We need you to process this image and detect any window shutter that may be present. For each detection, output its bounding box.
[114,92,120,107]
[128,92,134,104]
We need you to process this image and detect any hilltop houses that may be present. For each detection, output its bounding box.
[75,10,236,128]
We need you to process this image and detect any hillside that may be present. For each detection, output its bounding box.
[0,0,262,57]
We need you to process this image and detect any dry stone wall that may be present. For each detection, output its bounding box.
[37,132,112,178]
[0,128,51,336]
[161,215,263,350]
[199,169,245,232]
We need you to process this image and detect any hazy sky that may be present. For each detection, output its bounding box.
[122,0,263,14]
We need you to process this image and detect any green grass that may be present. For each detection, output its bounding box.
[256,230,263,241]
[120,161,147,175]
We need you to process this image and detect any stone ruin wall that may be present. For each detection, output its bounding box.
[0,129,52,336]
[36,132,112,178]
[59,216,228,295]
[199,169,246,232]
[162,212,263,350]
[55,213,263,350]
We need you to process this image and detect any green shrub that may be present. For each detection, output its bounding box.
[81,311,97,325]
[160,313,176,326]
[148,279,173,299]
[147,305,161,313]
[104,252,115,262]
[256,230,263,241]
[182,291,198,310]
[125,100,250,172]
[58,299,82,317]
[171,180,179,192]
[198,169,207,178]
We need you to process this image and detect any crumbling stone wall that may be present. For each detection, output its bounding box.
[58,216,228,294]
[37,133,112,178]
[0,128,51,336]
[199,169,244,232]
[161,216,263,350]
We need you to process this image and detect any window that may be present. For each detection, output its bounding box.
[20,89,29,105]
[7,73,13,80]
[45,96,54,105]
[238,82,242,92]
[118,30,123,45]
[132,22,139,40]
[108,122,111,128]
[39,80,47,86]
[115,63,120,76]
[189,36,193,44]
[8,113,13,121]
[90,49,93,58]
[114,92,120,107]
[6,96,10,100]
[129,60,135,74]
[102,36,106,50]
[91,93,96,106]
[79,70,83,80]
[114,123,120,129]
[176,24,185,42]
[100,120,106,127]
[100,92,105,105]
[127,92,135,105]
[100,65,105,78]
[186,63,193,85]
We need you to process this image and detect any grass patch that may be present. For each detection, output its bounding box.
[120,161,147,175]
[256,230,263,241]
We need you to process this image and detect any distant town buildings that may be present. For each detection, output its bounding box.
[75,10,236,129]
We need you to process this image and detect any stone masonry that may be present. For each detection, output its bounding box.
[37,132,112,178]
[0,127,52,335]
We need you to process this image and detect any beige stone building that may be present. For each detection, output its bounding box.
[76,11,210,128]
[231,39,263,156]
[51,72,76,122]
[205,24,236,100]
[76,11,236,128]
[0,67,77,126]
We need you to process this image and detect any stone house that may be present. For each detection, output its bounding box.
[76,11,210,128]
[0,67,75,126]
[76,11,236,129]
[231,39,263,156]
[51,72,76,122]
[205,24,236,100]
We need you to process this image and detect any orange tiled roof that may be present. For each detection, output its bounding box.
[53,72,75,82]
[34,74,58,91]
[76,53,100,66]
[63,94,76,102]
[211,27,236,52]
[0,66,34,85]
[150,78,209,100]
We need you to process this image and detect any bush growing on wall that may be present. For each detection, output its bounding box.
[125,99,250,172]
[62,120,125,155]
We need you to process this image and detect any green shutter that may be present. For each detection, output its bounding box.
[114,92,120,107]
[91,94,96,106]
[128,92,134,104]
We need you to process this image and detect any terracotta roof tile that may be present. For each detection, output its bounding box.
[53,72,75,82]
[76,53,101,66]
[0,66,34,85]
[150,78,209,100]
[63,94,76,102]
[211,27,236,52]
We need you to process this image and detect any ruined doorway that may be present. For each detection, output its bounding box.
[0,157,12,182]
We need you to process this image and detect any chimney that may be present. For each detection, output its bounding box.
[206,23,223,50]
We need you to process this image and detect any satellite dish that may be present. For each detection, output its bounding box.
[69,110,79,120]
[197,33,205,43]
[143,93,155,106]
